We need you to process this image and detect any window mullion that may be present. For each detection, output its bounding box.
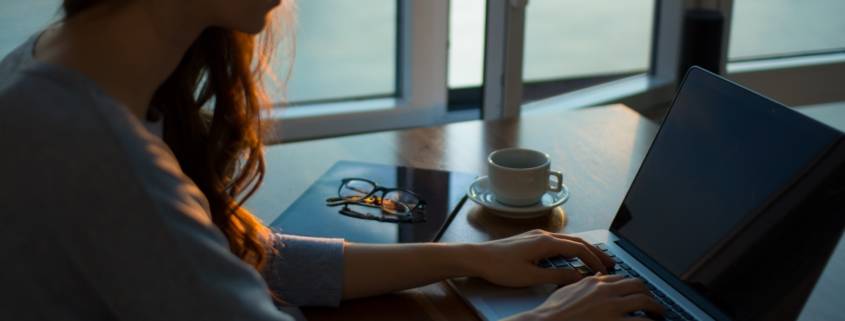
[651,0,684,85]
[401,0,449,112]
[482,0,527,120]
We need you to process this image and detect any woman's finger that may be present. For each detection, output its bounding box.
[613,293,665,316]
[602,277,649,297]
[552,238,608,274]
[532,265,584,285]
[550,234,616,269]
[595,273,625,283]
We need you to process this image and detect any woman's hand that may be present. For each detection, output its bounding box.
[468,229,616,287]
[504,274,665,321]
[341,229,615,299]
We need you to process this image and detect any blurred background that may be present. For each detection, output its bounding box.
[2,0,843,140]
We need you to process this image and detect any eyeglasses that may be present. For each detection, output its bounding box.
[325,178,426,223]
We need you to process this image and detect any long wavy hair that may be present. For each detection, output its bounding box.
[62,0,294,271]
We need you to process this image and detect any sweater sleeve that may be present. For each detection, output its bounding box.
[263,234,346,307]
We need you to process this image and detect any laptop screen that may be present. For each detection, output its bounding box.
[611,68,844,321]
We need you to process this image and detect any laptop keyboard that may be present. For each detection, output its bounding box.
[538,243,697,321]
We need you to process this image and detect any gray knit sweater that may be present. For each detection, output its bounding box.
[0,34,344,321]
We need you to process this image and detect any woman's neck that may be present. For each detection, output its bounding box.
[35,1,208,120]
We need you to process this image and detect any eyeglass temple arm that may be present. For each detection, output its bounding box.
[325,196,373,206]
[339,208,424,223]
[325,196,349,206]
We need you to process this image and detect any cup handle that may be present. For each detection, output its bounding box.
[549,171,564,192]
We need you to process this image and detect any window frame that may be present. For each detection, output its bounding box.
[266,0,479,143]
[706,0,845,108]
[524,0,845,115]
[269,0,845,142]
[524,0,678,114]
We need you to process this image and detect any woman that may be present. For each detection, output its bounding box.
[0,0,663,320]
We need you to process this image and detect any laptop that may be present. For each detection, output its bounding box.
[449,67,845,321]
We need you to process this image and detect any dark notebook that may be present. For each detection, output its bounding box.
[269,161,476,243]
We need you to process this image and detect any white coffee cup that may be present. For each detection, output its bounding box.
[487,148,564,206]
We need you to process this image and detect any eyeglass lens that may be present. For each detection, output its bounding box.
[382,191,419,214]
[339,179,420,215]
[339,179,375,201]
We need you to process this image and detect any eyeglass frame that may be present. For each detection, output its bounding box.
[326,178,427,223]
[337,206,426,223]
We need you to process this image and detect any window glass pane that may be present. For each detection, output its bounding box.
[282,0,396,104]
[523,0,654,82]
[729,0,845,61]
[0,0,60,58]
[0,0,397,106]
[448,0,486,89]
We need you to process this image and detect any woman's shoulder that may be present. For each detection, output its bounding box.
[0,32,110,125]
[0,40,200,209]
[0,48,103,136]
[0,40,148,148]
[0,52,217,233]
[0,32,156,157]
[0,32,66,98]
[0,65,138,170]
[1,66,90,118]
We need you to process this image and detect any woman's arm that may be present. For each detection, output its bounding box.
[342,229,616,299]
[342,242,471,299]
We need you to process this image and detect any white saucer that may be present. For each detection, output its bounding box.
[466,176,570,219]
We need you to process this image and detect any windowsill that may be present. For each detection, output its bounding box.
[522,73,670,113]
[264,97,479,143]
[727,52,845,74]
[271,97,398,120]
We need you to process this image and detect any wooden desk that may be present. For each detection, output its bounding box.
[247,104,843,321]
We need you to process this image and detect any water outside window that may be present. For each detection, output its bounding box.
[447,0,654,89]
[449,0,486,89]
[729,0,845,61]
[281,0,396,104]
[522,0,654,82]
[0,0,398,105]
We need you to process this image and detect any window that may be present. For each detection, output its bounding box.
[523,0,654,82]
[524,0,845,116]
[12,1,837,141]
[448,0,485,89]
[1,1,440,142]
[447,0,486,110]
[448,1,656,110]
[729,0,845,61]
[518,0,655,104]
[280,0,397,104]
[725,0,845,107]
[270,1,452,142]
[0,0,59,58]
[0,0,399,106]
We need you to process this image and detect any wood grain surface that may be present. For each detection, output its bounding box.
[246,104,844,321]
[248,105,657,321]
